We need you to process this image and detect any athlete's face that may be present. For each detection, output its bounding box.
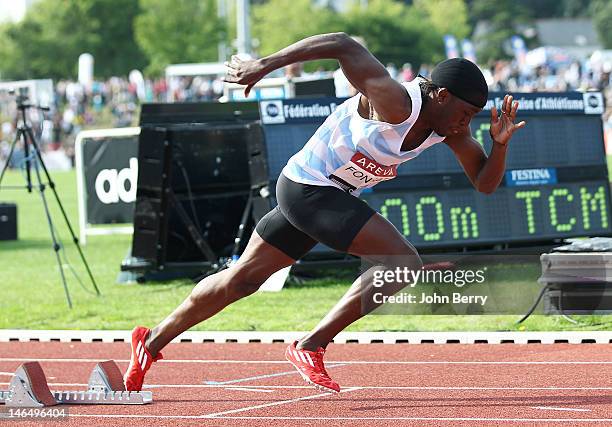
[433,90,482,137]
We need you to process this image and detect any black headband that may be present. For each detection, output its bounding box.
[431,58,488,108]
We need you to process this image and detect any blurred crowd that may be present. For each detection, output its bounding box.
[53,74,226,131]
[0,75,227,170]
[1,53,612,172]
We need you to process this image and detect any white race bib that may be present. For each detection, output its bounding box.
[328,152,398,193]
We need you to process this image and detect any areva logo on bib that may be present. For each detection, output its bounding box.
[328,152,398,193]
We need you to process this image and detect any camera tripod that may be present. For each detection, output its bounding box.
[0,91,100,308]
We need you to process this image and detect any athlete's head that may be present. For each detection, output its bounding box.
[425,58,488,137]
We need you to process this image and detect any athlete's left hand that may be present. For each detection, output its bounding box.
[489,94,526,146]
[224,54,268,98]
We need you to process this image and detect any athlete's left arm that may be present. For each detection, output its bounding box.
[444,95,526,194]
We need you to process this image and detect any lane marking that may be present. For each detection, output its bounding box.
[213,416,612,423]
[202,386,362,418]
[225,387,275,393]
[167,360,612,365]
[63,414,612,422]
[534,407,592,412]
[1,357,611,365]
[5,382,610,391]
[0,358,130,363]
[153,385,612,391]
[204,363,346,385]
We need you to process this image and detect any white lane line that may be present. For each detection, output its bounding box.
[0,358,124,363]
[225,387,275,393]
[68,414,215,420]
[63,415,612,422]
[202,386,362,418]
[534,407,592,412]
[167,360,612,365]
[0,372,13,376]
[2,382,612,391]
[204,363,346,385]
[1,357,611,365]
[216,416,612,423]
[219,417,611,423]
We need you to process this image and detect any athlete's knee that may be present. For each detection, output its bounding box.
[363,242,422,271]
[188,267,264,307]
[223,265,268,298]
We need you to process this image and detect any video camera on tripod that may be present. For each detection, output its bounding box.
[5,86,50,117]
[9,86,31,104]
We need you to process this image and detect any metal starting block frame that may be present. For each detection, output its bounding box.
[0,360,152,407]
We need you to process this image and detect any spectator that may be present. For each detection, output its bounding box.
[386,63,398,80]
[400,63,415,82]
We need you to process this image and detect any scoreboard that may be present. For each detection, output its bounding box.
[363,182,609,247]
[258,91,611,248]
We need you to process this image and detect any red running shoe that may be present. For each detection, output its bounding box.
[123,326,163,391]
[285,341,340,393]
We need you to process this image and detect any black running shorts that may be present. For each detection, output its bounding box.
[255,173,376,260]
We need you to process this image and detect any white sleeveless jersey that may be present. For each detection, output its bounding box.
[282,78,445,196]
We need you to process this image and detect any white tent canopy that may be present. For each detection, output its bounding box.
[165,62,226,78]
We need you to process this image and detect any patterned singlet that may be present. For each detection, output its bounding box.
[282,77,445,196]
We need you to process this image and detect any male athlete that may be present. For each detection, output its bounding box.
[124,32,525,393]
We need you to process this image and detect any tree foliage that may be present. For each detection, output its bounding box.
[83,0,148,77]
[413,0,470,40]
[341,0,445,68]
[468,0,532,64]
[591,0,612,49]
[252,0,342,71]
[252,0,444,72]
[134,0,225,76]
[2,0,603,82]
[0,0,146,80]
[0,1,96,80]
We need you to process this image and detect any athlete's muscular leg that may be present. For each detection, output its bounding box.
[297,213,421,351]
[145,231,295,357]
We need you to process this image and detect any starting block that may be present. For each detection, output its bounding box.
[0,360,152,407]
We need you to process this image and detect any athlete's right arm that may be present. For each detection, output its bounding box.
[224,32,410,123]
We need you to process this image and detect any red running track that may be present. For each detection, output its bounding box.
[1,341,611,426]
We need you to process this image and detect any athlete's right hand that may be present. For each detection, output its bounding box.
[224,55,268,98]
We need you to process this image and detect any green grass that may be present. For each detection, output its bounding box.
[1,169,611,332]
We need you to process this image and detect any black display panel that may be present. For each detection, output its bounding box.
[263,123,322,179]
[168,124,254,193]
